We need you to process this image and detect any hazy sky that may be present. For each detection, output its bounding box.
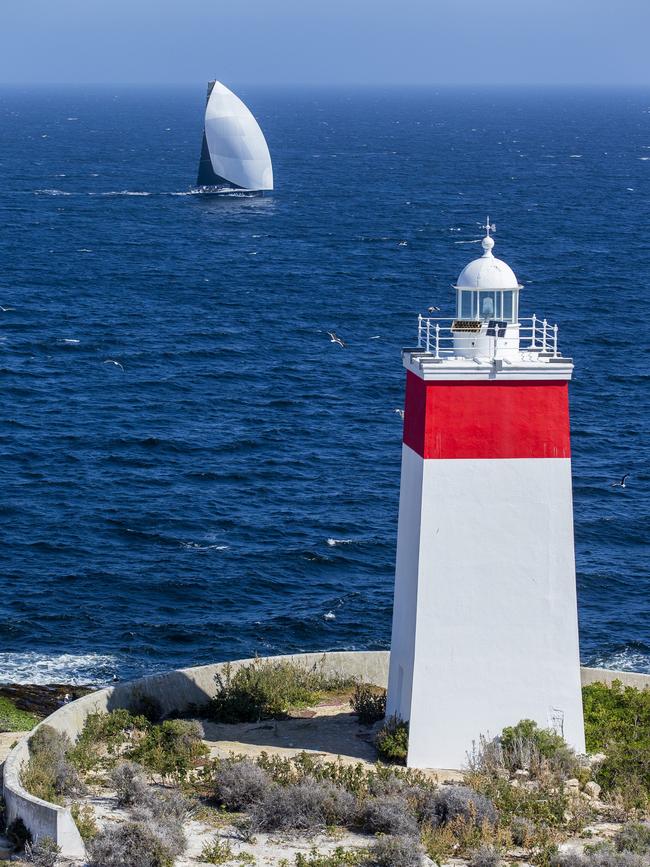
[1,0,649,86]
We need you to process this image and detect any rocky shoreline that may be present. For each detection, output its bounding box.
[0,683,95,719]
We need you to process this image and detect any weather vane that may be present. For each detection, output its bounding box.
[481,216,496,236]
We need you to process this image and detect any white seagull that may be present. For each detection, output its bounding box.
[428,306,441,313]
[394,408,405,419]
[610,473,630,489]
[104,359,125,372]
[327,331,346,348]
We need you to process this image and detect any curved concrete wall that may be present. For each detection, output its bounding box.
[3,651,649,859]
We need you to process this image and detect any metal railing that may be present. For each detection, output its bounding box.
[416,314,560,358]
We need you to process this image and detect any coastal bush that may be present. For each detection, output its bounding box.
[582,681,650,806]
[22,724,85,803]
[350,684,386,725]
[465,768,574,830]
[615,824,650,855]
[213,758,273,810]
[292,848,369,866]
[70,801,98,841]
[369,834,425,867]
[358,794,419,837]
[71,709,149,772]
[375,716,409,764]
[419,785,498,829]
[135,786,194,825]
[208,659,356,723]
[510,815,537,847]
[249,777,355,832]
[468,720,580,781]
[87,821,177,867]
[420,823,458,864]
[468,844,501,867]
[23,837,60,867]
[552,852,647,867]
[128,719,208,782]
[200,839,235,864]
[110,761,148,806]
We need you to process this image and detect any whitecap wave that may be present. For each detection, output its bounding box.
[56,338,80,345]
[180,542,229,551]
[326,538,352,547]
[34,189,71,196]
[0,652,119,685]
[101,190,152,196]
[590,649,650,674]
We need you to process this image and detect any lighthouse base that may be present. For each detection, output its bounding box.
[386,445,585,770]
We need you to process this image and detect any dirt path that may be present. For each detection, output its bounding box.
[199,702,464,783]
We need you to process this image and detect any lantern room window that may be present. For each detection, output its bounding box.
[456,289,518,323]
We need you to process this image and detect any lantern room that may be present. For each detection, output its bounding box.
[451,222,523,359]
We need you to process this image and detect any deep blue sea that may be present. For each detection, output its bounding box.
[0,86,648,685]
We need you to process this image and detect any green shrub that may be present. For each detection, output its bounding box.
[464,772,571,830]
[70,801,98,841]
[582,681,650,805]
[22,725,85,803]
[70,709,149,772]
[200,839,234,864]
[375,716,409,764]
[350,684,386,725]
[128,720,208,782]
[293,848,369,866]
[614,823,650,855]
[208,659,355,723]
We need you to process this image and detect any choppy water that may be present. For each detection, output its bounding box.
[0,86,648,685]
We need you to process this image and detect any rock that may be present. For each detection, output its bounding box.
[566,778,580,790]
[588,753,607,766]
[584,781,602,800]
[0,683,94,717]
[514,769,530,780]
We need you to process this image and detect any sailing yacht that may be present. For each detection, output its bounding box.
[195,81,273,195]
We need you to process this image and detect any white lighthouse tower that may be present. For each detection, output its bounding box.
[386,221,585,770]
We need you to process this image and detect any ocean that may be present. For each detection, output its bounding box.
[0,85,648,685]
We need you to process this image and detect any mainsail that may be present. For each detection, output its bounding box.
[196,81,273,192]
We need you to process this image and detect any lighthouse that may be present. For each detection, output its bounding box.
[386,221,585,770]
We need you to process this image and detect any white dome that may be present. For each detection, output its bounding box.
[454,236,521,290]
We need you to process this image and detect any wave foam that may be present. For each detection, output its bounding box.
[180,542,229,552]
[0,652,119,685]
[326,538,352,547]
[590,649,650,674]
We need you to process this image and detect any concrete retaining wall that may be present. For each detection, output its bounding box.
[3,651,649,859]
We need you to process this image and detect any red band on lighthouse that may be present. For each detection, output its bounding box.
[403,371,571,459]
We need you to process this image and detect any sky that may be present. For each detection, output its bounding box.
[1,0,649,87]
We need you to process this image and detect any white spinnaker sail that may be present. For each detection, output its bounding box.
[204,81,273,191]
